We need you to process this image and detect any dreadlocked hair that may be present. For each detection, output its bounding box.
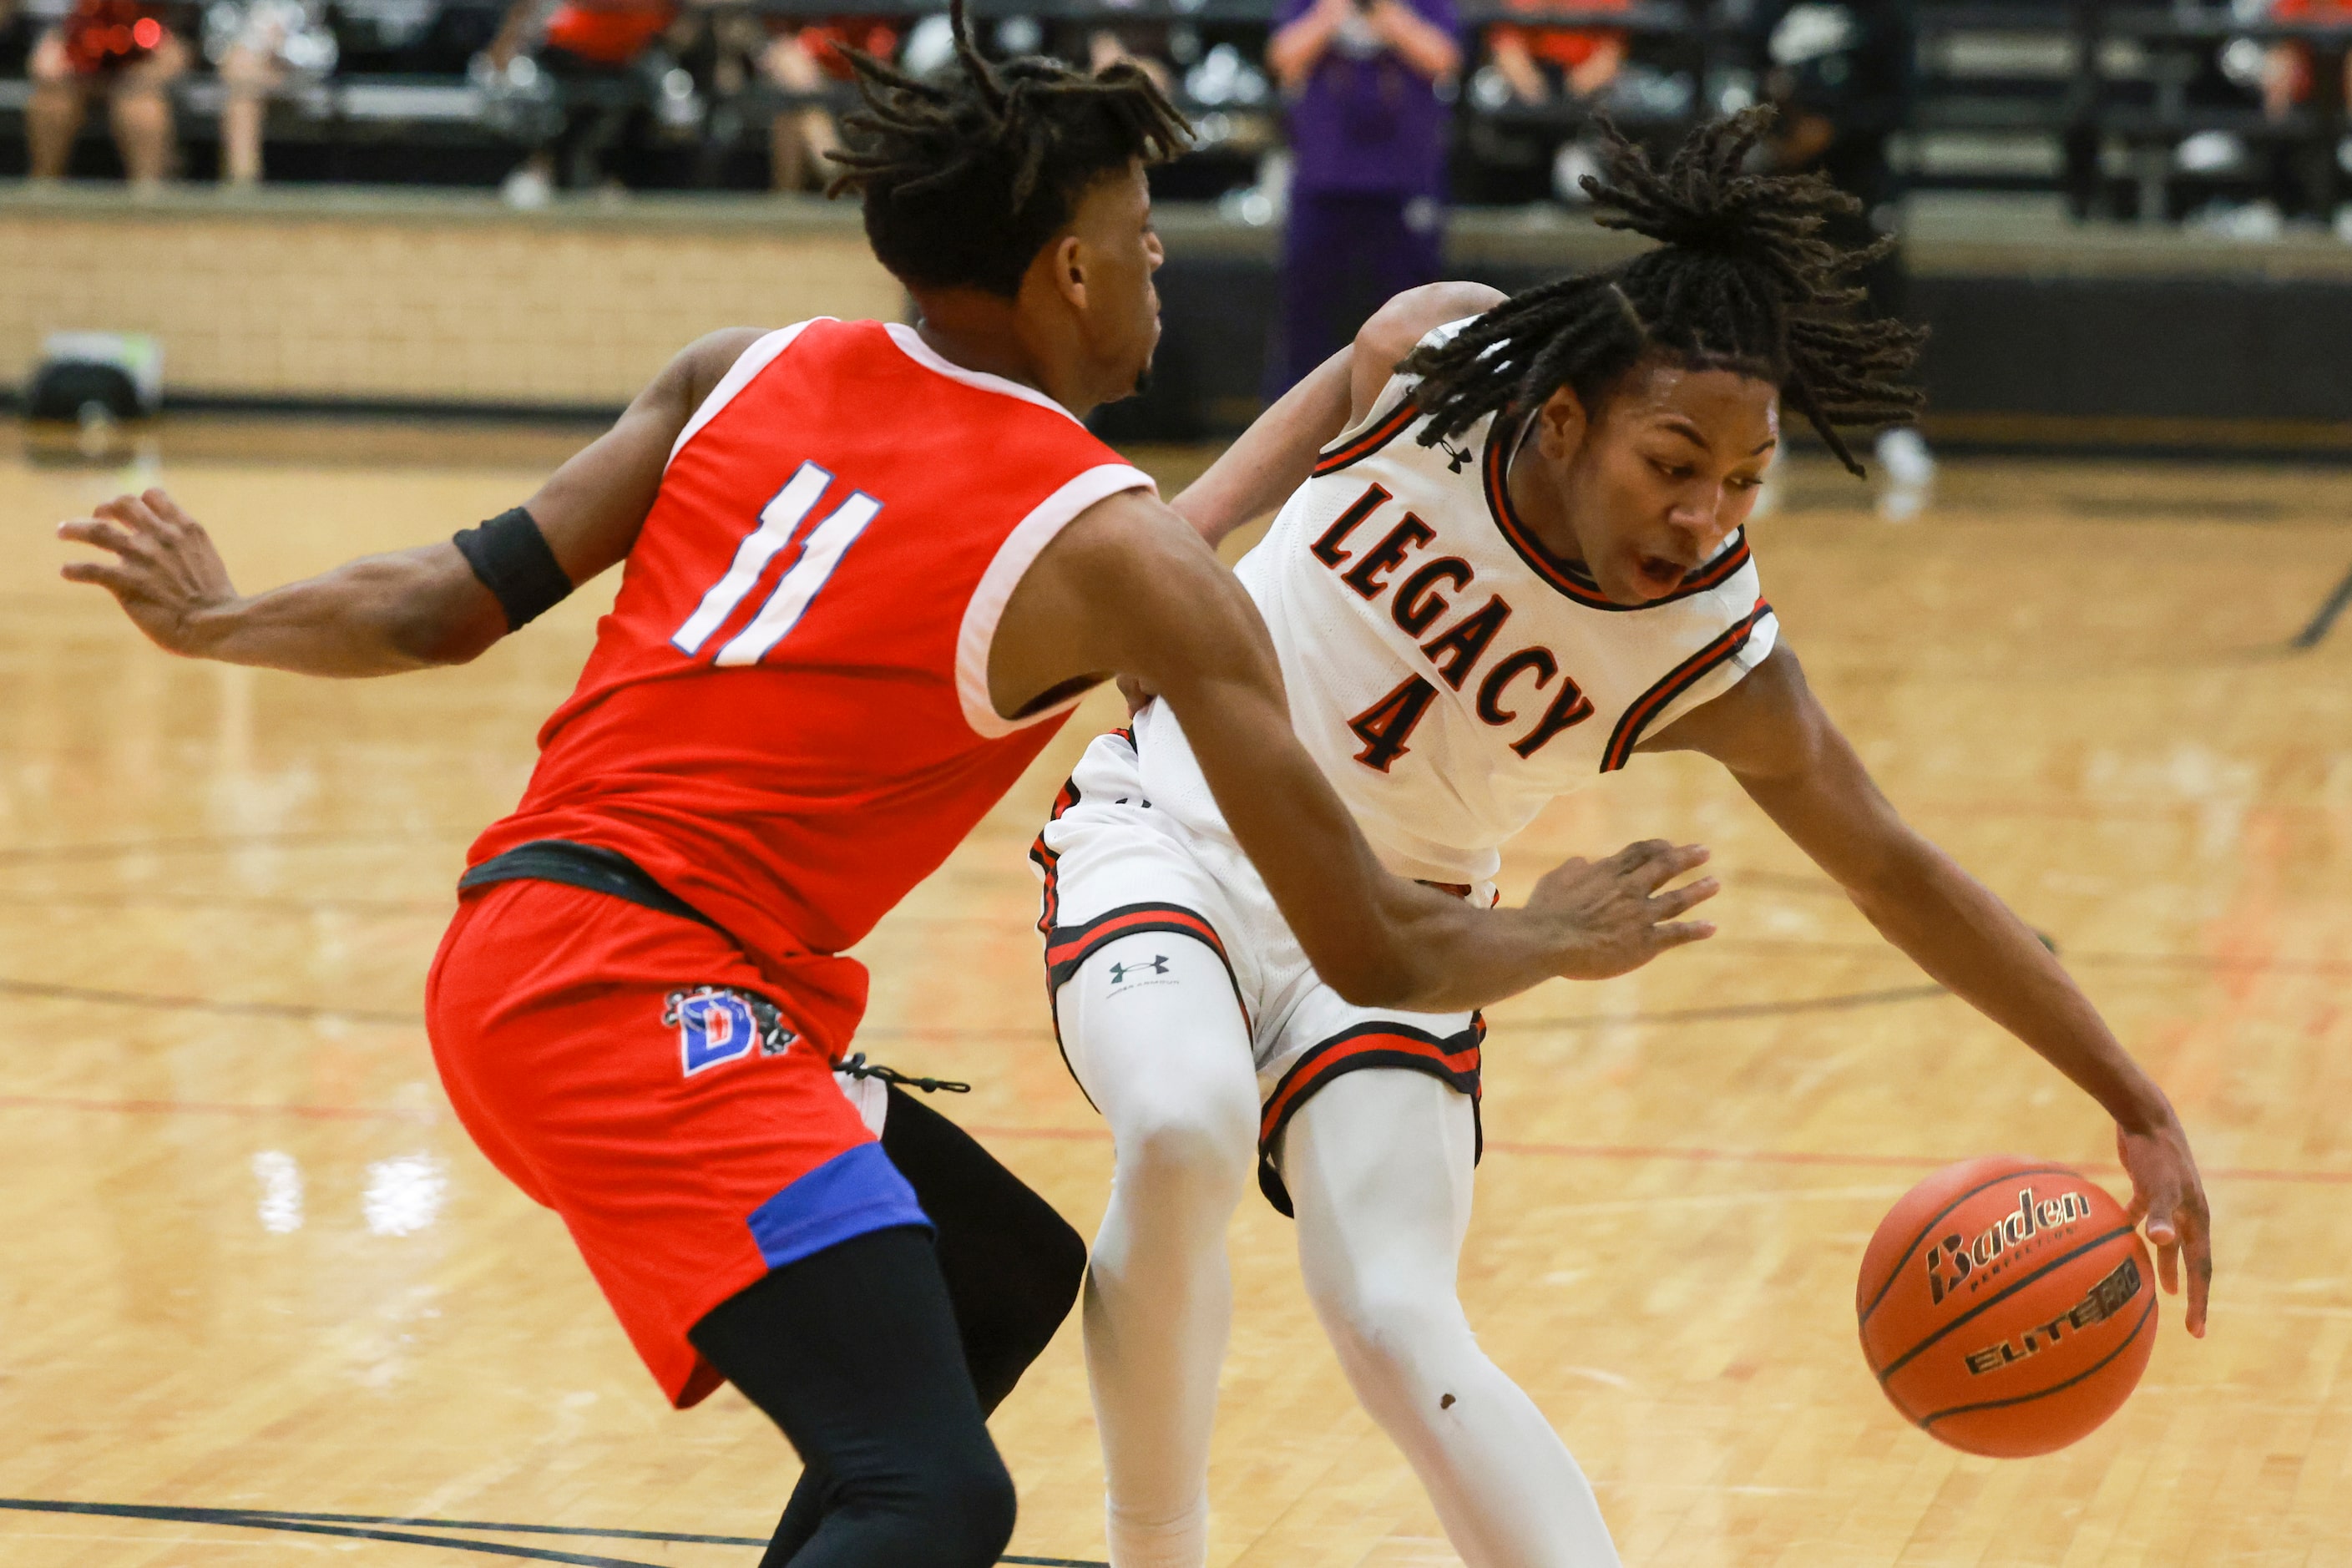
[1399,108,1925,477]
[824,0,1191,298]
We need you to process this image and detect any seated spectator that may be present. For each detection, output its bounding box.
[756,16,898,193]
[28,0,187,188]
[2258,0,2352,230]
[1485,0,1627,106]
[2263,0,2352,122]
[485,0,680,204]
[1757,0,1933,511]
[208,0,337,186]
[1087,22,1175,97]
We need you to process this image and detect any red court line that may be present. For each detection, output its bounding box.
[0,977,422,1025]
[971,1124,2352,1186]
[1480,1139,2352,1186]
[0,1094,435,1123]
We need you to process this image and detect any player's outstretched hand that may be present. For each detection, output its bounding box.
[1527,839,1717,981]
[2117,1113,2213,1338]
[58,488,239,656]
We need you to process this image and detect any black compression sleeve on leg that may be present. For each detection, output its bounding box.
[880,1085,1088,1411]
[758,1090,1086,1562]
[690,1227,1015,1568]
[451,507,572,631]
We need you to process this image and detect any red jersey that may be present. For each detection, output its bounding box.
[1490,0,1629,73]
[542,0,675,64]
[61,0,169,73]
[2272,0,2352,101]
[470,318,1153,1041]
[781,17,904,80]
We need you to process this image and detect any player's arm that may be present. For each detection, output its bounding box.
[994,489,1719,1014]
[1642,642,2214,1335]
[1168,281,1504,549]
[57,326,766,677]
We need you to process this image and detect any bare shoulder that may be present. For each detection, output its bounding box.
[1049,486,1224,586]
[991,485,1258,714]
[1358,281,1508,366]
[1351,281,1510,417]
[674,326,774,404]
[1027,487,1249,645]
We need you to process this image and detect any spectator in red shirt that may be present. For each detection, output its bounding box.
[1486,0,1628,105]
[2263,0,2352,119]
[27,0,187,187]
[756,16,898,192]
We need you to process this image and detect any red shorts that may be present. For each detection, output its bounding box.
[425,879,927,1408]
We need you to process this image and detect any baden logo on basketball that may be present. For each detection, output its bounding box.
[1923,1185,2095,1305]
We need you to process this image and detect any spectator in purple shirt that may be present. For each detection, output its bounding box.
[1266,0,1461,395]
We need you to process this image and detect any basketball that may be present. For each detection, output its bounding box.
[1857,1156,2157,1458]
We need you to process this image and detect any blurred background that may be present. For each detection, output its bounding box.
[5,9,2351,1564]
[1,0,2348,474]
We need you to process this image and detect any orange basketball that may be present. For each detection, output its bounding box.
[1856,1156,2156,1458]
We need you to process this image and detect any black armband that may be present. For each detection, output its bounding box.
[452,507,573,632]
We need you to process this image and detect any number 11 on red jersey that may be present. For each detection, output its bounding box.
[671,460,882,666]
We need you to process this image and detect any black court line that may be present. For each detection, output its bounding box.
[2292,557,2352,650]
[0,1499,1108,1567]
[0,1500,670,1566]
[238,1506,763,1546]
[0,979,1953,1039]
[1511,983,1948,1030]
[870,985,1950,1046]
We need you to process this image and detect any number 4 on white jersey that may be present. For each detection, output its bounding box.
[670,461,881,666]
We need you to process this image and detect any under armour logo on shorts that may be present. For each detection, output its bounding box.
[1109,955,1171,984]
[663,985,799,1076]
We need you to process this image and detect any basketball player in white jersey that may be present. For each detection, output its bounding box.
[1035,113,2213,1568]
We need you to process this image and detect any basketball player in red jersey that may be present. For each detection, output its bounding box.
[58,11,1719,1564]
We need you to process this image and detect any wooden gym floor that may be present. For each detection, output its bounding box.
[1,419,2348,1567]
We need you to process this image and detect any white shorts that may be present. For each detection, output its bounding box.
[1029,728,1489,1213]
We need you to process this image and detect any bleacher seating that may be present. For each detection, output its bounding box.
[0,0,2342,229]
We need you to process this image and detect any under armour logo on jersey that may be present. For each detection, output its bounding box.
[1439,441,1473,473]
[664,985,799,1076]
[1109,955,1171,984]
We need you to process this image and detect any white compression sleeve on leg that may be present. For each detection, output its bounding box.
[1058,931,1262,1568]
[1282,1070,1624,1568]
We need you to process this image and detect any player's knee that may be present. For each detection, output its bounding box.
[1115,1094,1255,1213]
[976,1205,1088,1399]
[915,1440,1017,1565]
[841,1428,1014,1565]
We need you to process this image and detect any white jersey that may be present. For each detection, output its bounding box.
[1140,324,1778,885]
